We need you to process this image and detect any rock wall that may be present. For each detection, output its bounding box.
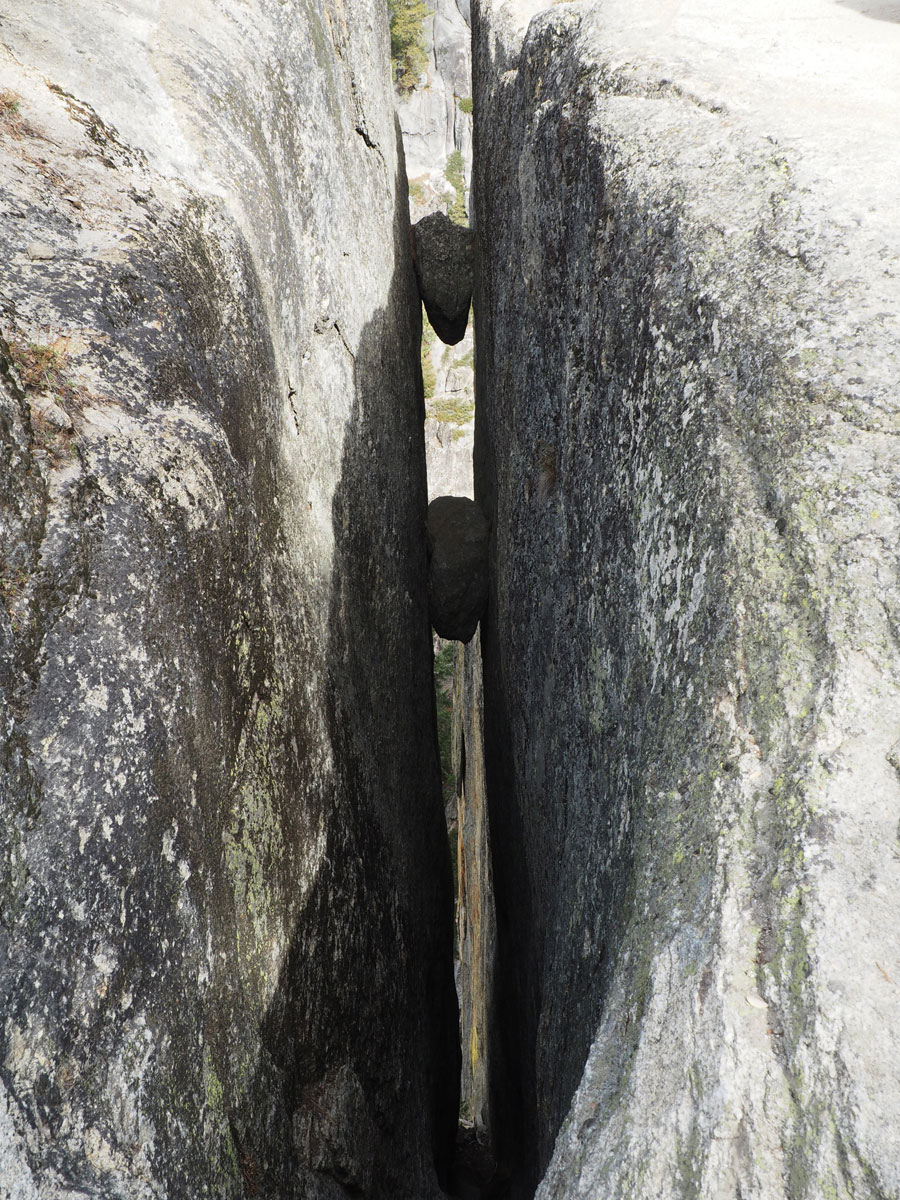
[422,319,475,502]
[467,0,900,1196]
[452,629,494,1145]
[396,0,473,216]
[0,3,458,1197]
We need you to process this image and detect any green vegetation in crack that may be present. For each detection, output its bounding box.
[0,88,21,116]
[429,394,474,438]
[446,149,467,225]
[389,0,431,92]
[3,332,93,466]
[202,1045,242,1189]
[421,315,437,399]
[434,642,459,952]
[434,642,456,808]
[675,1104,706,1199]
[5,334,82,403]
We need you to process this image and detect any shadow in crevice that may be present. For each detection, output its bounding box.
[228,150,461,1200]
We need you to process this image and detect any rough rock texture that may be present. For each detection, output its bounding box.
[468,0,900,1196]
[413,212,475,345]
[426,497,489,642]
[451,629,495,1147]
[424,408,475,502]
[396,0,473,217]
[0,3,458,1197]
[424,322,475,501]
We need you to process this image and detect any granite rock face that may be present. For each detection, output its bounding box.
[451,629,495,1148]
[423,322,475,502]
[0,3,458,1197]
[468,0,900,1196]
[413,212,475,345]
[426,497,489,642]
[395,0,473,219]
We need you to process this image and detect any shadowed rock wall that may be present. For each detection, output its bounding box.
[0,2,458,1196]
[467,0,900,1196]
[452,629,494,1143]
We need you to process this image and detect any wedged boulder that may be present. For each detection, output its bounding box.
[413,211,475,344]
[427,496,489,642]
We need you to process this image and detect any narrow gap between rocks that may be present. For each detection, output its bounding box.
[394,5,514,1193]
[417,265,501,1195]
[413,209,499,1195]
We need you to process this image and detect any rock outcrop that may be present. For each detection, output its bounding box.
[426,497,489,642]
[413,212,475,344]
[465,0,900,1196]
[0,3,458,1197]
[395,0,473,218]
[423,322,475,501]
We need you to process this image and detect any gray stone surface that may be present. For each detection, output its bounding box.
[424,414,475,501]
[424,322,475,501]
[414,212,475,344]
[451,629,495,1147]
[0,3,458,1197]
[468,0,900,1196]
[427,497,489,642]
[395,0,473,199]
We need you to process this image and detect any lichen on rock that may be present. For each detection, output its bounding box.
[465,0,900,1195]
[0,2,458,1196]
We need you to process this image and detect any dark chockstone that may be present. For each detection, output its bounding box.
[427,496,489,642]
[412,212,474,345]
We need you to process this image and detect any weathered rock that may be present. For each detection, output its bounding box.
[413,212,475,344]
[424,323,475,501]
[427,496,489,641]
[468,0,900,1196]
[424,412,475,501]
[395,0,473,210]
[452,628,495,1146]
[0,2,458,1197]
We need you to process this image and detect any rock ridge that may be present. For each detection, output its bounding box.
[465,0,900,1195]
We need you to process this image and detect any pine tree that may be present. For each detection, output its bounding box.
[388,0,430,92]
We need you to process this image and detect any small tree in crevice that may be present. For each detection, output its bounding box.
[421,313,437,398]
[445,149,467,225]
[389,0,430,93]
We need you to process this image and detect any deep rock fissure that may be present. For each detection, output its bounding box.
[2,1,899,1197]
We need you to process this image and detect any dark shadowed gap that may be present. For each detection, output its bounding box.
[228,155,461,1200]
